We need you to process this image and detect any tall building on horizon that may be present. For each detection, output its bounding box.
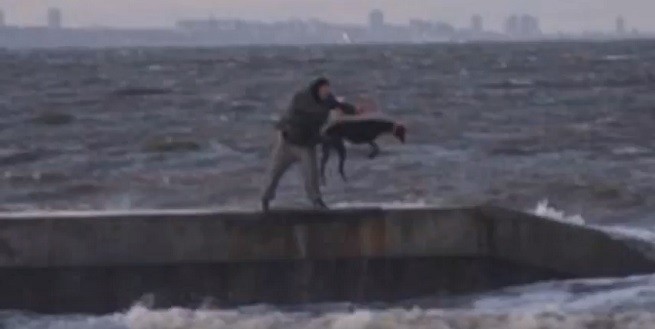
[519,15,541,37]
[471,14,483,33]
[504,14,541,38]
[616,15,626,35]
[48,8,62,29]
[0,10,5,27]
[369,9,384,31]
[504,15,519,36]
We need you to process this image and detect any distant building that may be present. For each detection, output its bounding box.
[504,15,519,36]
[0,10,5,27]
[519,15,541,37]
[504,14,540,38]
[176,17,220,31]
[369,9,384,31]
[434,22,455,35]
[409,19,432,42]
[616,16,626,35]
[48,8,62,29]
[471,14,483,33]
[409,19,430,36]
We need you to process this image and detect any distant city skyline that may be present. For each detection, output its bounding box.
[0,0,653,33]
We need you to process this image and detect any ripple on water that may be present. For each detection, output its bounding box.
[110,87,173,97]
[3,170,69,185]
[0,149,43,166]
[30,112,75,126]
[142,137,202,153]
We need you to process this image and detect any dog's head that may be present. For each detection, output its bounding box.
[392,124,406,143]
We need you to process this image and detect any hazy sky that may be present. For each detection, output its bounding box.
[0,0,653,33]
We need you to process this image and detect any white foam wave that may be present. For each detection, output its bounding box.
[120,304,655,329]
[0,206,253,219]
[529,199,655,259]
[473,290,569,313]
[332,200,433,209]
[8,283,655,329]
[600,226,655,243]
[474,273,655,315]
[531,199,586,225]
[602,54,638,61]
[90,274,655,329]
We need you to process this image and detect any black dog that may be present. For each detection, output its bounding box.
[320,117,406,184]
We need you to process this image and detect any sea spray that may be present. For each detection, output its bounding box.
[532,199,585,225]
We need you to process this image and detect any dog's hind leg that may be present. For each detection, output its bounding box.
[320,141,331,185]
[368,141,380,159]
[335,139,348,182]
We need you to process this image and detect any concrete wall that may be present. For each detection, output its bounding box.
[0,206,653,313]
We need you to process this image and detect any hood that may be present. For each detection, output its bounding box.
[309,77,330,102]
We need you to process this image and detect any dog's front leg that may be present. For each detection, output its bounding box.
[335,139,348,182]
[368,141,380,159]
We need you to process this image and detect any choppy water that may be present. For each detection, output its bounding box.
[0,41,654,327]
[6,270,655,329]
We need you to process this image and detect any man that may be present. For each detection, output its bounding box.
[261,78,342,212]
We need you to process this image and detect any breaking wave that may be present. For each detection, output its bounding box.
[7,297,655,329]
[120,305,655,329]
[531,199,586,225]
[531,199,655,245]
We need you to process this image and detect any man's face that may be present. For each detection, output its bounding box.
[318,84,331,100]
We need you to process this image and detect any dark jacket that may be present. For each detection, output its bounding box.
[277,82,335,147]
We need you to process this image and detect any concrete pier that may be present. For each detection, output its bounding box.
[0,206,653,314]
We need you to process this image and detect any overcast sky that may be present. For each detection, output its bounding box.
[0,0,652,33]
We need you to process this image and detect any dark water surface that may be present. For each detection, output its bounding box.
[0,42,654,328]
[1,43,653,222]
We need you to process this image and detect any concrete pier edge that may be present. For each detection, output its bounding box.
[0,205,653,313]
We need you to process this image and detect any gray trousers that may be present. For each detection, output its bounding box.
[261,132,322,203]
